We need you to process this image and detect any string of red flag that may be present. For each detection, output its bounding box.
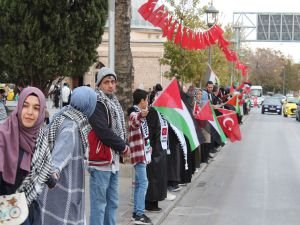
[138,0,248,77]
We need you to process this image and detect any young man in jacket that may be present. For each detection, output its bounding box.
[88,67,129,225]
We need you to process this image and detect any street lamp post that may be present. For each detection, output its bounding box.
[282,67,286,95]
[205,1,219,80]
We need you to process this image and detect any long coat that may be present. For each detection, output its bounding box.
[33,119,85,225]
[145,108,167,201]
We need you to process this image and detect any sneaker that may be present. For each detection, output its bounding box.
[131,212,136,221]
[169,184,181,192]
[166,191,176,201]
[134,214,153,224]
[145,206,162,213]
[208,153,215,158]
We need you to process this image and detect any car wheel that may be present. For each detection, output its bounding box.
[261,110,264,114]
[278,111,281,115]
[284,113,287,117]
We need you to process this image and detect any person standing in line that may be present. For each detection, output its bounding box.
[53,84,60,108]
[88,67,129,225]
[61,83,71,107]
[0,87,49,225]
[33,86,97,225]
[127,89,152,224]
[145,92,168,212]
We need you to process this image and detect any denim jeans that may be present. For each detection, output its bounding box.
[89,169,119,225]
[134,163,148,216]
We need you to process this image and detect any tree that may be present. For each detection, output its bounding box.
[0,0,108,91]
[245,48,285,92]
[159,1,232,87]
[115,0,134,109]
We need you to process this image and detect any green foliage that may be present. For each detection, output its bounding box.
[160,1,233,87]
[0,0,108,90]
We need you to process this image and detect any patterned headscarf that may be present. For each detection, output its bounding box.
[0,87,45,184]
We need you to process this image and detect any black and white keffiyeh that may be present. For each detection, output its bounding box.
[96,90,126,155]
[17,106,91,205]
[48,106,91,153]
[17,128,52,205]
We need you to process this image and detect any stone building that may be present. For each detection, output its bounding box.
[78,1,171,91]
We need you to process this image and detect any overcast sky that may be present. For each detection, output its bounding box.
[202,0,300,62]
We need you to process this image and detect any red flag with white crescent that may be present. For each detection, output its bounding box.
[217,112,241,142]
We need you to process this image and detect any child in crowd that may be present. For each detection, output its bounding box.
[127,89,152,225]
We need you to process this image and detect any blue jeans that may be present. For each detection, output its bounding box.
[134,163,148,216]
[89,169,119,225]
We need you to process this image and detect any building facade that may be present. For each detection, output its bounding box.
[82,1,171,91]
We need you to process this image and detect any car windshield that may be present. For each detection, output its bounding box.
[287,98,299,103]
[250,89,262,97]
[263,98,281,105]
[273,94,284,99]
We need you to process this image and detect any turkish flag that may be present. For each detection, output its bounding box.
[193,101,214,121]
[138,0,158,20]
[217,113,241,142]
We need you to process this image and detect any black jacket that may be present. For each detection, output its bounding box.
[89,101,126,154]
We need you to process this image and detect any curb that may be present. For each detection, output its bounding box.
[154,162,208,225]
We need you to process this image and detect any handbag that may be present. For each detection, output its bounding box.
[88,129,113,166]
[0,192,29,225]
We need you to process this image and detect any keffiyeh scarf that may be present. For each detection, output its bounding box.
[96,90,126,156]
[17,106,91,205]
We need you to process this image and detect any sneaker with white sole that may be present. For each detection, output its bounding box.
[134,214,153,224]
[168,185,182,192]
[131,212,136,221]
[165,191,176,201]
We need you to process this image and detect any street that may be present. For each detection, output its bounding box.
[161,108,300,225]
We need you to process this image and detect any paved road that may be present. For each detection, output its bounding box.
[161,107,300,225]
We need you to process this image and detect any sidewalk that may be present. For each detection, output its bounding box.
[114,163,209,225]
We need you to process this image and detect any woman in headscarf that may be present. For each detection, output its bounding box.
[33,86,97,225]
[0,87,47,225]
[193,88,211,164]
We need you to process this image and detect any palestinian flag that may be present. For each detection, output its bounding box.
[208,68,220,86]
[226,95,241,115]
[152,78,200,150]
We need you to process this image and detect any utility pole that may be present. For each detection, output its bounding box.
[108,0,115,71]
[282,68,286,95]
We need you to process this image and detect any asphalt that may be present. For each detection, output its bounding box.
[5,99,237,225]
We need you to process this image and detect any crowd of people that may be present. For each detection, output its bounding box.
[0,67,246,225]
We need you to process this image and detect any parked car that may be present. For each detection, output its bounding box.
[282,97,299,117]
[261,98,282,115]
